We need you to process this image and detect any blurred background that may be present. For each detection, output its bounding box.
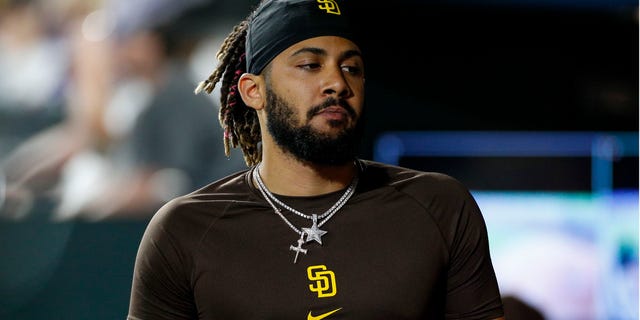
[0,0,637,319]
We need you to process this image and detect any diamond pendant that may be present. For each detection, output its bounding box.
[302,214,327,245]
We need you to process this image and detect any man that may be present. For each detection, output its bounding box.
[127,0,505,319]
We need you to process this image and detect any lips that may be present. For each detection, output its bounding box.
[316,106,349,121]
[318,106,348,115]
[306,98,357,122]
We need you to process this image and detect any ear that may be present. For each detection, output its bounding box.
[238,73,265,110]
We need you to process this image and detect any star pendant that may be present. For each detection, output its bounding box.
[302,214,327,245]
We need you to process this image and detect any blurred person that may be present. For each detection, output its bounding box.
[0,0,68,112]
[0,1,113,316]
[0,0,114,220]
[127,0,505,319]
[1,1,246,220]
[52,6,247,220]
[0,0,69,156]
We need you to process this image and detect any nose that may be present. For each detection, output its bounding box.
[321,66,352,98]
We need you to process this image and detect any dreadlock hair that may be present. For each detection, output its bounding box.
[194,10,263,167]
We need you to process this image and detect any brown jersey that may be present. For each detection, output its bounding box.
[127,160,504,319]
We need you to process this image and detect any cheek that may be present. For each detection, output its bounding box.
[282,93,313,120]
[273,79,309,106]
[349,79,365,97]
[351,81,365,96]
[350,85,366,112]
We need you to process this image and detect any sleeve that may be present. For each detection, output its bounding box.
[127,206,196,320]
[444,185,504,319]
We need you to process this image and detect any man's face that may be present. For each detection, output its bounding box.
[265,85,363,165]
[263,36,365,165]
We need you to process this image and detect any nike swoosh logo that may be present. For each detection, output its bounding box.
[307,307,342,320]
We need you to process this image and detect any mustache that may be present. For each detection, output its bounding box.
[306,97,357,120]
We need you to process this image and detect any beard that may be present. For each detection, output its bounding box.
[265,87,363,166]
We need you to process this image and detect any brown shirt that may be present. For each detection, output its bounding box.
[127,160,504,319]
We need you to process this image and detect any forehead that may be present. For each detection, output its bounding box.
[278,36,362,59]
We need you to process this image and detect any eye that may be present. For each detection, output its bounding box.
[298,63,321,70]
[341,65,363,76]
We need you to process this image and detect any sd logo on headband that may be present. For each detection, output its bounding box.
[317,0,341,15]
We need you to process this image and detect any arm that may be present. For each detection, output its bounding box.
[441,179,505,319]
[128,204,196,319]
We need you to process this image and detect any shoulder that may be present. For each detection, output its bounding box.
[358,160,483,236]
[358,159,471,199]
[144,169,253,242]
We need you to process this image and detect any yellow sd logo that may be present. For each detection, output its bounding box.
[307,265,337,298]
[316,0,341,15]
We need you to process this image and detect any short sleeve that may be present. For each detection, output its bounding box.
[127,206,196,320]
[445,187,504,319]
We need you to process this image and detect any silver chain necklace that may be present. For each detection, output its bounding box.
[252,165,358,263]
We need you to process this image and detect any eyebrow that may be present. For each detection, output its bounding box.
[290,47,363,61]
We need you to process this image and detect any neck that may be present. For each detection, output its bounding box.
[257,149,358,197]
